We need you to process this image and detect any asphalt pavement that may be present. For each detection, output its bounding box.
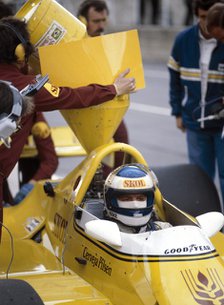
[127,62,188,167]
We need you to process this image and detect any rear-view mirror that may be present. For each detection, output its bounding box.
[196,211,224,237]
[85,219,122,247]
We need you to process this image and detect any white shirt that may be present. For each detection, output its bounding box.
[199,31,217,127]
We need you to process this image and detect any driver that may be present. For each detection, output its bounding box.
[104,163,172,233]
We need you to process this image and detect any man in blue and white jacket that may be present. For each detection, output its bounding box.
[168,0,224,206]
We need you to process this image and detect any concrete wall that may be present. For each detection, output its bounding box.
[57,0,140,26]
[58,0,184,64]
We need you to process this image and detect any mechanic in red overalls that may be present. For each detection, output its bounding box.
[0,17,136,239]
[0,1,58,208]
[3,111,59,205]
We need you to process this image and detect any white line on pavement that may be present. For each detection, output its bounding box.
[130,102,171,116]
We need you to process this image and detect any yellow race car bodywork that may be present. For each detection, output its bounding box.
[1,140,224,305]
[1,1,224,304]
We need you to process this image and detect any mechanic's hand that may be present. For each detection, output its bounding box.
[113,68,136,96]
[13,183,34,205]
[176,116,185,132]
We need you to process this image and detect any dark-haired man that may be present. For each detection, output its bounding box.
[77,0,130,173]
[77,0,109,37]
[168,0,224,206]
[0,1,13,19]
[207,3,224,42]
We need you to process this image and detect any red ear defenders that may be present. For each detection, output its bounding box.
[77,0,91,25]
[0,81,23,147]
[0,22,27,62]
[78,15,88,26]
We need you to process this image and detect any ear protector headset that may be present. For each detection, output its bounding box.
[78,15,88,26]
[0,81,23,148]
[77,0,91,26]
[0,22,27,62]
[77,1,109,27]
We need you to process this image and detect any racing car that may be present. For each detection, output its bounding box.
[1,0,224,304]
[1,93,224,305]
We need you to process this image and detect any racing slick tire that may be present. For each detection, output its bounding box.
[0,279,44,305]
[152,164,222,217]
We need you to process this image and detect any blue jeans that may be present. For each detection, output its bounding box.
[186,128,224,206]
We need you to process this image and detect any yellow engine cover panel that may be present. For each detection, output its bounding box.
[39,29,145,90]
[21,126,86,158]
[39,30,144,152]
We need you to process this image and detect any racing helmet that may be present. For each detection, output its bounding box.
[104,164,156,227]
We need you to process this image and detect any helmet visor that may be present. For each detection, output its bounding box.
[117,193,148,210]
[117,199,147,209]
